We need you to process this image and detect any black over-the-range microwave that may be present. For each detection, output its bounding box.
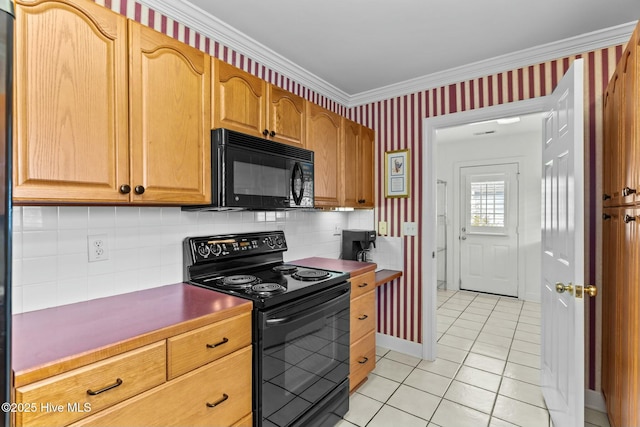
[183,128,314,211]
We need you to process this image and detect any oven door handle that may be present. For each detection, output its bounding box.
[265,287,349,326]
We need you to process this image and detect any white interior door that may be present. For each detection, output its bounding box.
[540,58,584,427]
[459,163,519,296]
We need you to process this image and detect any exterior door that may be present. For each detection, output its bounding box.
[540,59,585,427]
[459,163,519,297]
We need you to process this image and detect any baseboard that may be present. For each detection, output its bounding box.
[376,333,423,359]
[585,389,607,412]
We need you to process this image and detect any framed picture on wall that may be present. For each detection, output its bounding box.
[384,149,410,198]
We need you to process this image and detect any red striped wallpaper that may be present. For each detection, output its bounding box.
[93,0,623,392]
[349,47,625,392]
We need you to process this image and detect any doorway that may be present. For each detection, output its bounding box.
[459,162,519,297]
[421,98,547,360]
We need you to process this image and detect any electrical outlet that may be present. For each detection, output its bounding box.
[378,221,388,235]
[88,234,109,262]
[333,224,343,236]
[403,222,418,236]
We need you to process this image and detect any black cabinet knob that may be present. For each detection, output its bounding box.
[603,213,611,220]
[624,214,636,223]
[269,130,276,137]
[134,185,145,195]
[622,186,637,197]
[602,194,611,201]
[119,184,131,194]
[263,129,269,136]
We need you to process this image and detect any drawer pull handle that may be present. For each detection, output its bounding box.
[358,283,369,288]
[206,393,229,408]
[206,337,229,349]
[358,314,368,320]
[87,378,123,395]
[357,357,369,364]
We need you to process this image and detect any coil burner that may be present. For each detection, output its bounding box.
[291,269,331,281]
[272,264,298,274]
[250,283,286,296]
[220,274,260,289]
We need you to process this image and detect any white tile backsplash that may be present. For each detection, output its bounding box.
[11,206,373,313]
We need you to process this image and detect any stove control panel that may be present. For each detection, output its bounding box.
[187,231,288,263]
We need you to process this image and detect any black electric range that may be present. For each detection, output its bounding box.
[183,231,349,309]
[183,231,352,427]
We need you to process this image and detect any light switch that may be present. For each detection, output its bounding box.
[378,221,388,235]
[403,222,418,236]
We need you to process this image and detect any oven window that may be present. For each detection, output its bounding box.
[234,161,288,197]
[261,302,349,426]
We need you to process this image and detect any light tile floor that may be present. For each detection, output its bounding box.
[338,289,611,427]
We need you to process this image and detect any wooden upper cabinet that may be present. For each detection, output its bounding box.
[306,102,341,207]
[621,30,639,206]
[212,60,305,147]
[13,0,129,203]
[128,21,211,204]
[341,118,375,208]
[341,119,359,207]
[267,85,305,147]
[13,0,210,205]
[212,59,266,138]
[358,126,375,208]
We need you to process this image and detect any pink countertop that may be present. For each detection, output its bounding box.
[12,283,251,386]
[292,257,377,277]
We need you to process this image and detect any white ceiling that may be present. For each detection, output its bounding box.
[141,0,640,106]
[436,113,543,145]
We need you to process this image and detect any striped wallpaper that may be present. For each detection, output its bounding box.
[349,47,625,392]
[91,0,623,392]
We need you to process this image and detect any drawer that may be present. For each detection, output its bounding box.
[15,341,166,427]
[167,311,251,379]
[349,330,376,392]
[350,291,376,344]
[72,346,253,427]
[350,271,375,299]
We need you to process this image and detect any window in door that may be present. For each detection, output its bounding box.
[465,173,509,235]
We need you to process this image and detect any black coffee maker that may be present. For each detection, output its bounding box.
[341,229,376,262]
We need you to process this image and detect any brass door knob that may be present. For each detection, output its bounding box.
[584,285,598,297]
[555,282,574,295]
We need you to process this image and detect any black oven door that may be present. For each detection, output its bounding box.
[256,283,350,427]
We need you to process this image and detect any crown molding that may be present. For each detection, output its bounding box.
[136,0,635,109]
[348,21,636,107]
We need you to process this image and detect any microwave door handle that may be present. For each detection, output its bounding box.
[291,162,304,205]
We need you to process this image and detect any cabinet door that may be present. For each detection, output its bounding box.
[621,208,639,426]
[358,126,375,208]
[621,32,638,205]
[14,0,129,203]
[341,118,359,207]
[267,85,305,147]
[129,22,211,204]
[212,59,266,138]
[603,88,615,206]
[305,103,342,207]
[601,208,621,421]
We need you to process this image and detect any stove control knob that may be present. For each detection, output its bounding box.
[265,237,275,248]
[275,236,283,247]
[197,244,210,258]
[211,244,222,256]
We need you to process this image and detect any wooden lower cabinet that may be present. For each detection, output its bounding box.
[602,207,640,427]
[73,347,252,427]
[13,312,252,427]
[14,342,166,427]
[348,271,376,392]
